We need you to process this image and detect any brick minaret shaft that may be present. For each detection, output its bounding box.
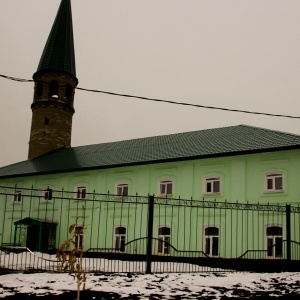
[28,0,78,159]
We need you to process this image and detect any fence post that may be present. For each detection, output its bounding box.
[286,204,291,261]
[146,195,154,274]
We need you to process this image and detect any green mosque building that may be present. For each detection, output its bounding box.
[1,0,300,273]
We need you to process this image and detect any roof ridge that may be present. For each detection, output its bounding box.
[73,124,244,150]
[239,124,300,138]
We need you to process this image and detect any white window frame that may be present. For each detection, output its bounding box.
[157,226,171,255]
[76,186,87,200]
[74,226,84,250]
[265,173,284,192]
[159,180,173,196]
[114,226,126,252]
[203,226,220,257]
[265,225,283,259]
[116,183,129,196]
[13,190,22,204]
[204,177,221,195]
[43,188,53,201]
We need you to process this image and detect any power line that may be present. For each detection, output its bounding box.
[0,74,33,82]
[1,74,300,119]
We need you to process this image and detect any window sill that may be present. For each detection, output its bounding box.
[115,195,129,199]
[203,193,221,196]
[264,190,285,194]
[157,194,173,198]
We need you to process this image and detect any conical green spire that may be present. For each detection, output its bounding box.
[36,0,76,77]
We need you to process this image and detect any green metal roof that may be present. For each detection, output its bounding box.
[35,0,76,77]
[1,125,300,179]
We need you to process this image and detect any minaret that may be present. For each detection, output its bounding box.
[28,0,78,159]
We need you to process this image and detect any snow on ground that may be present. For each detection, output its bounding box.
[1,271,300,299]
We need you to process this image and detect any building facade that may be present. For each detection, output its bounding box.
[1,0,300,271]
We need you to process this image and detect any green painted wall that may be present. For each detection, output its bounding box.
[1,149,299,202]
[1,149,300,259]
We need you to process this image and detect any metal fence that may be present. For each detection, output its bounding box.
[1,186,300,273]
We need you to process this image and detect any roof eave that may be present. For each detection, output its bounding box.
[1,145,299,180]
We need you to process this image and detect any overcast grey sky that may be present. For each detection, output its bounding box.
[1,0,300,167]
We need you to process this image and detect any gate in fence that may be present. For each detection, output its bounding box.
[1,186,300,273]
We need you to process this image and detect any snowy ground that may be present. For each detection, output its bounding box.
[1,271,300,299]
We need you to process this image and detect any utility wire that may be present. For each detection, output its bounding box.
[1,74,300,119]
[0,74,33,82]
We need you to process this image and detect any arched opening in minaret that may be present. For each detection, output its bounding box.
[49,80,59,98]
[65,84,73,103]
[35,82,43,98]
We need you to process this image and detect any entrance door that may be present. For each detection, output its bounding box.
[26,225,40,251]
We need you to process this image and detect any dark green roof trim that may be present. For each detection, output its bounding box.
[1,125,300,179]
[1,145,300,180]
[35,0,76,77]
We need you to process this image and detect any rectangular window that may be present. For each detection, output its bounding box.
[43,188,53,201]
[13,190,22,203]
[160,180,173,196]
[265,174,283,192]
[116,184,129,196]
[205,178,220,194]
[76,186,86,199]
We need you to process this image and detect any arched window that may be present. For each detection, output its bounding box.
[114,226,126,252]
[65,84,73,102]
[204,226,219,257]
[49,80,59,97]
[36,82,43,98]
[266,226,283,258]
[158,226,171,255]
